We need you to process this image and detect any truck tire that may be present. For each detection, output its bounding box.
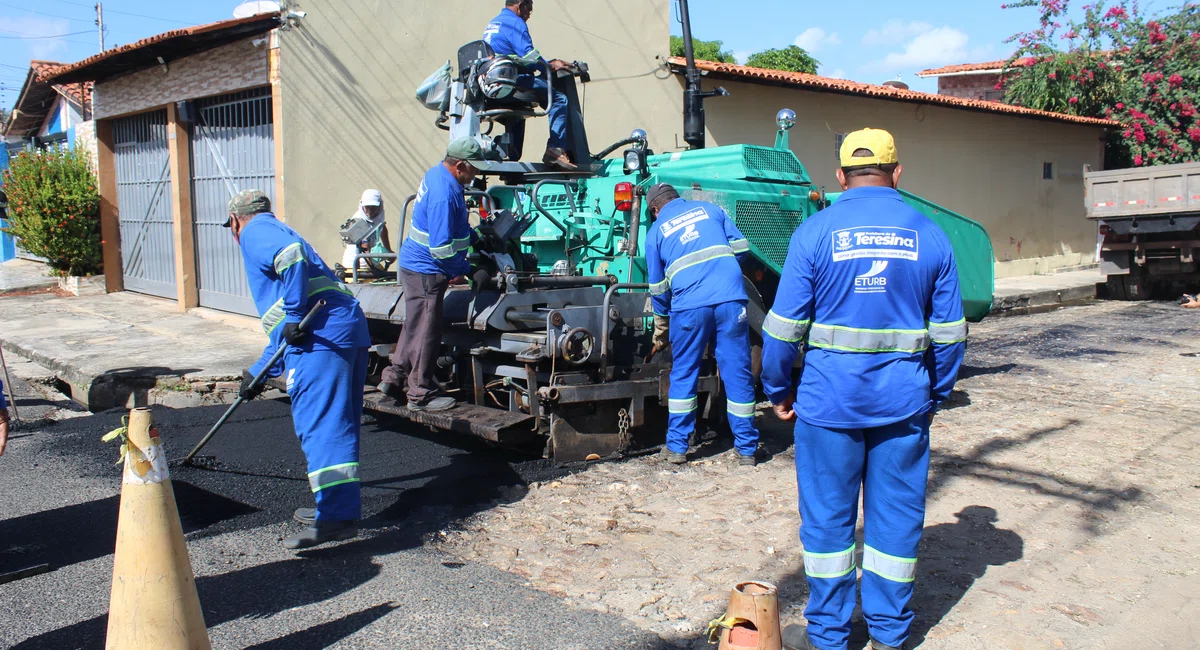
[1106,265,1152,301]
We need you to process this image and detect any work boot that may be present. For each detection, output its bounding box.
[870,640,902,650]
[283,520,358,550]
[661,447,687,464]
[293,507,316,525]
[738,453,758,467]
[377,381,404,400]
[781,624,820,650]
[542,147,578,171]
[407,396,457,412]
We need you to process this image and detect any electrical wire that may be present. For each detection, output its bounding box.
[0,30,93,39]
[0,2,95,24]
[44,0,203,25]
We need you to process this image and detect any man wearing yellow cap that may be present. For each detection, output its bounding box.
[760,129,967,650]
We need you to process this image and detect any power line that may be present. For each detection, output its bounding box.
[43,0,197,25]
[0,2,94,24]
[0,30,93,39]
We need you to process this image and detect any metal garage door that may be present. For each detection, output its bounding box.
[190,88,275,316]
[113,110,176,299]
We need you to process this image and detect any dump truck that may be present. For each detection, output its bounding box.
[1086,161,1200,299]
[349,2,995,462]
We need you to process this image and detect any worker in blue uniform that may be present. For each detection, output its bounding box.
[482,0,576,170]
[644,183,760,467]
[760,129,967,650]
[224,189,371,550]
[379,138,485,412]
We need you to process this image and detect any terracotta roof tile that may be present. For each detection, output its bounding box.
[668,57,1117,128]
[917,58,1035,77]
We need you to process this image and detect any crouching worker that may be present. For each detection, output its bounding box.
[644,183,760,466]
[224,189,371,550]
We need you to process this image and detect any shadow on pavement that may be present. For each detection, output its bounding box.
[243,603,400,649]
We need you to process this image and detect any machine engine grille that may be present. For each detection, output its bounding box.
[743,146,806,179]
[734,200,805,269]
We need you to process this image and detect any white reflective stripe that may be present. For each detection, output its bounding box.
[804,544,856,579]
[727,400,756,418]
[668,397,697,414]
[409,227,465,259]
[808,323,929,353]
[452,235,472,252]
[862,545,916,583]
[763,310,811,343]
[308,462,361,492]
[665,245,735,280]
[649,279,670,296]
[408,228,431,246]
[729,239,750,254]
[261,298,286,334]
[430,243,457,259]
[273,242,305,275]
[928,318,968,344]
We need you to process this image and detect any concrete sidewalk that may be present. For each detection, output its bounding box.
[0,259,57,296]
[991,268,1105,314]
[0,290,266,410]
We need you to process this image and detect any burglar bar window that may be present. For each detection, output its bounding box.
[835,133,846,162]
[1043,162,1054,179]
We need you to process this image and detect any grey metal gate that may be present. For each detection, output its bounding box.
[191,88,275,316]
[113,110,176,299]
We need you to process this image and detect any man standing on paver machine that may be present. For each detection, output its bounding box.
[760,129,967,650]
[644,182,760,467]
[225,189,371,550]
[378,138,486,412]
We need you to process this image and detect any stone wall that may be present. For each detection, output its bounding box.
[937,74,1005,102]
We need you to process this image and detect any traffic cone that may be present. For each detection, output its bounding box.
[105,407,211,650]
[707,581,782,650]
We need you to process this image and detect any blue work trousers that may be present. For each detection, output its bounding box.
[284,345,369,523]
[666,301,759,457]
[517,74,568,150]
[793,413,931,650]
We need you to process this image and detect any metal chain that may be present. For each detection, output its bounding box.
[617,407,631,450]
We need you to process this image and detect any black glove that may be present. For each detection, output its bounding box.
[280,322,306,345]
[239,370,266,401]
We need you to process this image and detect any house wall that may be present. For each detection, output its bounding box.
[703,80,1106,277]
[936,73,1004,102]
[93,38,270,120]
[278,0,681,264]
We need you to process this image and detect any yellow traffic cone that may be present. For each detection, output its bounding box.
[105,407,211,650]
[707,581,782,650]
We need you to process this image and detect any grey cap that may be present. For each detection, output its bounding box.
[645,183,679,209]
[446,137,489,169]
[223,189,272,226]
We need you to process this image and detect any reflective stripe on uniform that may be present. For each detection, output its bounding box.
[727,400,756,419]
[804,544,856,579]
[668,396,697,414]
[928,318,968,344]
[729,239,750,254]
[862,545,917,583]
[664,245,735,281]
[308,462,360,493]
[807,323,930,353]
[409,227,467,259]
[273,242,304,275]
[258,278,353,334]
[649,279,670,296]
[763,310,811,343]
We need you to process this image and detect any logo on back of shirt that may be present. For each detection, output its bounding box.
[831,226,918,262]
[660,208,709,237]
[854,260,889,294]
[680,223,700,244]
[483,22,500,42]
[415,179,429,205]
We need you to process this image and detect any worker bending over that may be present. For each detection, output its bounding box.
[483,0,576,170]
[379,138,485,412]
[224,190,371,550]
[760,129,966,650]
[645,183,759,467]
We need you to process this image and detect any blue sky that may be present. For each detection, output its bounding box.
[0,0,1113,103]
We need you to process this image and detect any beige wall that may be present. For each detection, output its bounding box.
[278,0,680,264]
[93,38,269,120]
[703,80,1106,277]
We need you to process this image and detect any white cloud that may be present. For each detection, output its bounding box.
[824,68,847,79]
[794,27,841,53]
[864,22,994,74]
[0,17,71,60]
[861,21,933,47]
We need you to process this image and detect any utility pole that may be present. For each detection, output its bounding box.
[95,2,105,52]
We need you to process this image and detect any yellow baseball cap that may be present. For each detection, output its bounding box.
[839,128,898,167]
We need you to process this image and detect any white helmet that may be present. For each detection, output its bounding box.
[477,57,519,100]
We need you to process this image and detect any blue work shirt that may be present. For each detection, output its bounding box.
[239,213,370,377]
[0,378,5,410]
[646,198,750,316]
[482,8,547,71]
[760,186,967,429]
[398,163,475,278]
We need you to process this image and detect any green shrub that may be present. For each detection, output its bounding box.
[2,146,101,276]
